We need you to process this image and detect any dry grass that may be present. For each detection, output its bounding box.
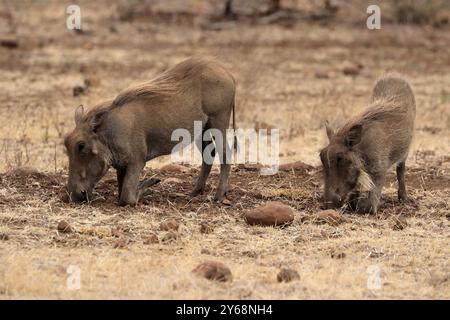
[0,0,449,299]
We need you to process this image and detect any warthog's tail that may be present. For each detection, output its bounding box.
[232,97,238,152]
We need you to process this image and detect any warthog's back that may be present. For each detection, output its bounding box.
[111,57,235,112]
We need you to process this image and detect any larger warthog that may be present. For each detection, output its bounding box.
[320,76,416,213]
[64,57,236,205]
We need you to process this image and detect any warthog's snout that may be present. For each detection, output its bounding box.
[70,190,87,202]
[67,185,91,203]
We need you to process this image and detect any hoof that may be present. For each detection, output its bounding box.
[213,192,226,203]
[188,187,204,199]
[355,198,377,214]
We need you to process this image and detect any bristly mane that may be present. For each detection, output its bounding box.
[111,57,215,108]
[336,95,408,137]
[336,75,414,138]
[80,57,220,125]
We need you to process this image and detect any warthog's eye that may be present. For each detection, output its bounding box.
[76,141,86,154]
[336,152,344,166]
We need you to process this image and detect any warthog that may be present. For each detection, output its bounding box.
[320,76,416,213]
[64,57,236,205]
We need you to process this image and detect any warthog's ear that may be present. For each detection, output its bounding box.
[325,120,335,142]
[74,105,84,124]
[345,124,362,147]
[89,110,107,133]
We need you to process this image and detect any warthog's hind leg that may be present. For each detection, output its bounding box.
[396,161,408,202]
[211,119,232,203]
[189,137,215,199]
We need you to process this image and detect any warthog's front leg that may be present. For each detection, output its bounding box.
[118,164,141,206]
[356,174,385,214]
[118,163,159,206]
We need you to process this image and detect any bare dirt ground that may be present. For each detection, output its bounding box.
[0,0,449,299]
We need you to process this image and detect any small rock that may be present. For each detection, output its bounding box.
[277,268,300,283]
[143,233,159,244]
[192,261,232,282]
[245,201,294,227]
[241,250,258,258]
[200,248,212,255]
[160,164,189,174]
[279,161,314,172]
[315,210,345,226]
[343,66,359,76]
[161,231,178,243]
[0,36,18,49]
[160,219,179,231]
[331,251,346,259]
[57,220,73,233]
[72,85,85,97]
[392,216,408,230]
[200,222,214,234]
[0,233,9,241]
[315,71,329,79]
[161,177,183,185]
[342,63,363,76]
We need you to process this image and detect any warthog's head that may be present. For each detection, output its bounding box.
[320,122,373,209]
[64,106,111,202]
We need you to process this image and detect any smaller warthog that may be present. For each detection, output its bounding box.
[64,57,236,206]
[320,76,416,213]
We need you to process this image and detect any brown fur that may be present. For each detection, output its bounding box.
[112,58,215,107]
[321,76,416,213]
[65,57,236,205]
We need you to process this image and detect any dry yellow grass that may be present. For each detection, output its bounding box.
[0,0,449,299]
